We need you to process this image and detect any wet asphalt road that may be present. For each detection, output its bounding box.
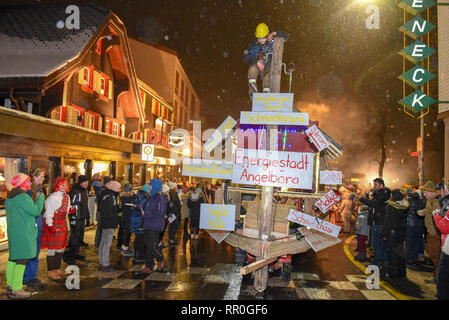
[0,225,438,300]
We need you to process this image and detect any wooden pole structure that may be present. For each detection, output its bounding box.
[253,35,286,292]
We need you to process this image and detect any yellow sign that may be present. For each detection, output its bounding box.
[240,111,309,126]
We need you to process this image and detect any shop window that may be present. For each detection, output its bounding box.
[132,164,142,186]
[116,162,127,182]
[63,160,85,187]
[92,161,110,177]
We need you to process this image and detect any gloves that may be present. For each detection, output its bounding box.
[47,225,56,235]
[69,207,76,215]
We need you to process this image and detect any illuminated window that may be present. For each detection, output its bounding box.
[112,122,119,136]
[121,124,126,138]
[105,120,110,134]
[51,107,61,121]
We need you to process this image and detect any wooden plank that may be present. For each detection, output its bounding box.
[266,237,311,258]
[240,258,278,275]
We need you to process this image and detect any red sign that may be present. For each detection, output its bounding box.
[305,125,329,152]
[315,190,341,213]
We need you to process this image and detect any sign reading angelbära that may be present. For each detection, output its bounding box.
[319,171,343,185]
[232,148,314,189]
[252,93,293,112]
[240,111,309,126]
[203,116,237,153]
[200,204,236,231]
[287,209,341,238]
[305,125,330,151]
[182,159,233,179]
[315,189,341,214]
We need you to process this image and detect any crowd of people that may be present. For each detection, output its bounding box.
[3,169,218,299]
[328,178,449,300]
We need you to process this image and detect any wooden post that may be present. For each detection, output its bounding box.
[253,35,286,292]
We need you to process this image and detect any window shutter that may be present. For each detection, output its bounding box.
[108,79,113,100]
[121,124,125,137]
[98,116,103,132]
[93,70,102,93]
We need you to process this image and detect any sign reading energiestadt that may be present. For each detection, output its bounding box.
[315,190,341,213]
[199,204,236,231]
[252,93,294,112]
[240,111,309,126]
[182,159,233,179]
[305,125,329,151]
[287,209,341,238]
[232,148,314,189]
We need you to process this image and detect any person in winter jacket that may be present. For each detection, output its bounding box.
[5,173,44,300]
[97,180,121,272]
[382,189,410,279]
[167,182,182,247]
[138,179,168,274]
[63,175,90,265]
[403,186,427,270]
[187,185,206,240]
[355,205,370,262]
[181,189,191,240]
[131,184,150,263]
[23,168,46,291]
[117,183,134,256]
[338,192,353,234]
[41,178,70,281]
[418,181,442,274]
[359,178,391,267]
[94,176,111,249]
[158,184,170,249]
[432,186,449,299]
[243,23,288,97]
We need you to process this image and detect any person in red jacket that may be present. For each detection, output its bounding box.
[433,189,449,300]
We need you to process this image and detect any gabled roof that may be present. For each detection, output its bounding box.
[0,4,110,78]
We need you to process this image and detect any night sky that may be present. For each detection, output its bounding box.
[0,0,444,186]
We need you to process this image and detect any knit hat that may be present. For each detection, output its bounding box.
[150,179,163,196]
[420,181,436,193]
[123,183,133,193]
[161,184,169,193]
[7,173,30,191]
[168,182,177,190]
[78,175,89,184]
[103,176,112,185]
[141,184,150,193]
[105,180,121,193]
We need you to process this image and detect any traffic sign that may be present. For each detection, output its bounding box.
[141,144,155,162]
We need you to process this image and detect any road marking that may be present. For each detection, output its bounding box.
[343,235,410,300]
[326,281,359,291]
[302,287,332,300]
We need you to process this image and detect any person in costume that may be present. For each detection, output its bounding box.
[5,173,44,299]
[41,178,70,281]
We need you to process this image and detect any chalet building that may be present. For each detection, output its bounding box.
[129,38,201,131]
[0,4,184,234]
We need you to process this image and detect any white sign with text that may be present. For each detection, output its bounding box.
[240,111,309,126]
[288,209,341,238]
[305,125,330,151]
[315,190,341,214]
[232,148,314,189]
[203,116,237,153]
[319,171,343,185]
[200,204,236,232]
[182,159,233,179]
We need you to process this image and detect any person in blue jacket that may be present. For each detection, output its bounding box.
[138,179,168,274]
[131,184,150,264]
